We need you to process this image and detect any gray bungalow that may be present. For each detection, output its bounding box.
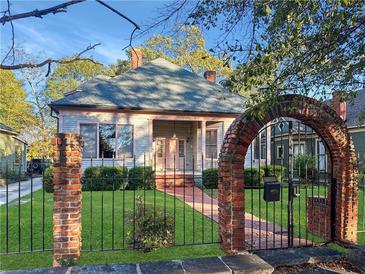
[50,51,262,180]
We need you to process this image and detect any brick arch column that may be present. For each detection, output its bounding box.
[218,94,359,254]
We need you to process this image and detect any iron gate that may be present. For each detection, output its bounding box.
[245,118,334,251]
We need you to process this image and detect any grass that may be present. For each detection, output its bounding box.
[1,185,364,270]
[0,189,220,270]
[205,186,365,244]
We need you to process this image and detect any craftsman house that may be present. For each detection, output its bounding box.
[50,50,265,182]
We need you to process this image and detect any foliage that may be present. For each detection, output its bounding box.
[127,196,174,251]
[202,168,219,189]
[244,167,265,187]
[83,166,128,191]
[139,25,233,78]
[128,166,155,190]
[107,59,130,76]
[293,154,318,181]
[188,0,365,116]
[0,69,34,132]
[262,165,286,183]
[0,169,28,185]
[45,59,106,100]
[43,166,54,193]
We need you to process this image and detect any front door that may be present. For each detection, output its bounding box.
[155,138,185,171]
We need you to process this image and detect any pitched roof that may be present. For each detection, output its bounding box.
[51,58,245,114]
[0,123,17,134]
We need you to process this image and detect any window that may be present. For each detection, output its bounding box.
[116,125,133,158]
[178,140,185,157]
[260,131,267,159]
[156,139,164,158]
[317,140,326,171]
[99,124,133,158]
[277,145,284,159]
[80,124,97,158]
[293,143,305,156]
[254,137,260,159]
[206,129,217,159]
[99,124,116,158]
[14,144,22,164]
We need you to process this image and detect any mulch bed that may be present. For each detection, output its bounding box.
[273,258,361,273]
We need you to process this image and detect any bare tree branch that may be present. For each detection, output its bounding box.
[0,0,85,24]
[0,43,102,75]
[138,0,189,37]
[95,0,140,30]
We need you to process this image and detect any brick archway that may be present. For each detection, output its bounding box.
[218,94,358,254]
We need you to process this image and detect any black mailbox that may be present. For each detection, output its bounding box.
[263,176,280,202]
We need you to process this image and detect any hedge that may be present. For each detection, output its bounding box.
[202,168,219,189]
[82,166,128,191]
[202,165,286,189]
[128,166,155,190]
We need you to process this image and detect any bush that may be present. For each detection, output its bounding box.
[127,196,174,251]
[128,166,154,190]
[293,154,318,181]
[263,165,287,183]
[203,168,218,189]
[244,167,265,187]
[82,166,128,191]
[43,166,54,193]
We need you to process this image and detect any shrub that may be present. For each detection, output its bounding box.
[244,167,265,187]
[263,165,287,183]
[127,196,174,251]
[82,166,128,191]
[128,166,154,190]
[43,166,54,193]
[293,154,318,181]
[203,168,218,189]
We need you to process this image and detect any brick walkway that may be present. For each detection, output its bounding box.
[160,186,311,249]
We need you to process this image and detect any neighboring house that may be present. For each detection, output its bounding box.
[271,90,365,176]
[50,50,260,182]
[0,124,27,175]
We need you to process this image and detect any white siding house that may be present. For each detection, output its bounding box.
[51,52,268,176]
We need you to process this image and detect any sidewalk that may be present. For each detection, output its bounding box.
[161,186,310,249]
[0,177,43,206]
[3,247,343,274]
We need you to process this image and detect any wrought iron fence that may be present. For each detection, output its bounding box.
[0,158,52,254]
[80,153,220,252]
[2,120,359,255]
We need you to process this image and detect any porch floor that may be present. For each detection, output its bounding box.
[159,186,312,250]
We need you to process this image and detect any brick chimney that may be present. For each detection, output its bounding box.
[204,70,216,83]
[332,92,347,121]
[131,48,142,69]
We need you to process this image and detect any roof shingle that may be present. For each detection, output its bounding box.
[51,58,245,114]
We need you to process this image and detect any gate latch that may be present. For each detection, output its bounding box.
[263,176,281,202]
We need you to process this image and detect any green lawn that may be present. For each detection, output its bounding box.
[0,189,220,270]
[205,186,365,244]
[1,186,364,270]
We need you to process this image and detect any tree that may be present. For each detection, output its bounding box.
[151,0,364,113]
[1,0,140,74]
[107,59,130,76]
[0,69,33,132]
[139,25,233,78]
[45,59,107,100]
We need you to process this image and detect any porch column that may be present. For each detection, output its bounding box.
[201,120,206,170]
[148,119,153,166]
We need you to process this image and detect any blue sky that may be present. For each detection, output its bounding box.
[0,0,225,66]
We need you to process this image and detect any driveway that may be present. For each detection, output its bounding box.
[0,177,43,206]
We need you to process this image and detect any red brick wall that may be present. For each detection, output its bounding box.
[307,196,331,240]
[218,94,359,254]
[52,133,83,266]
